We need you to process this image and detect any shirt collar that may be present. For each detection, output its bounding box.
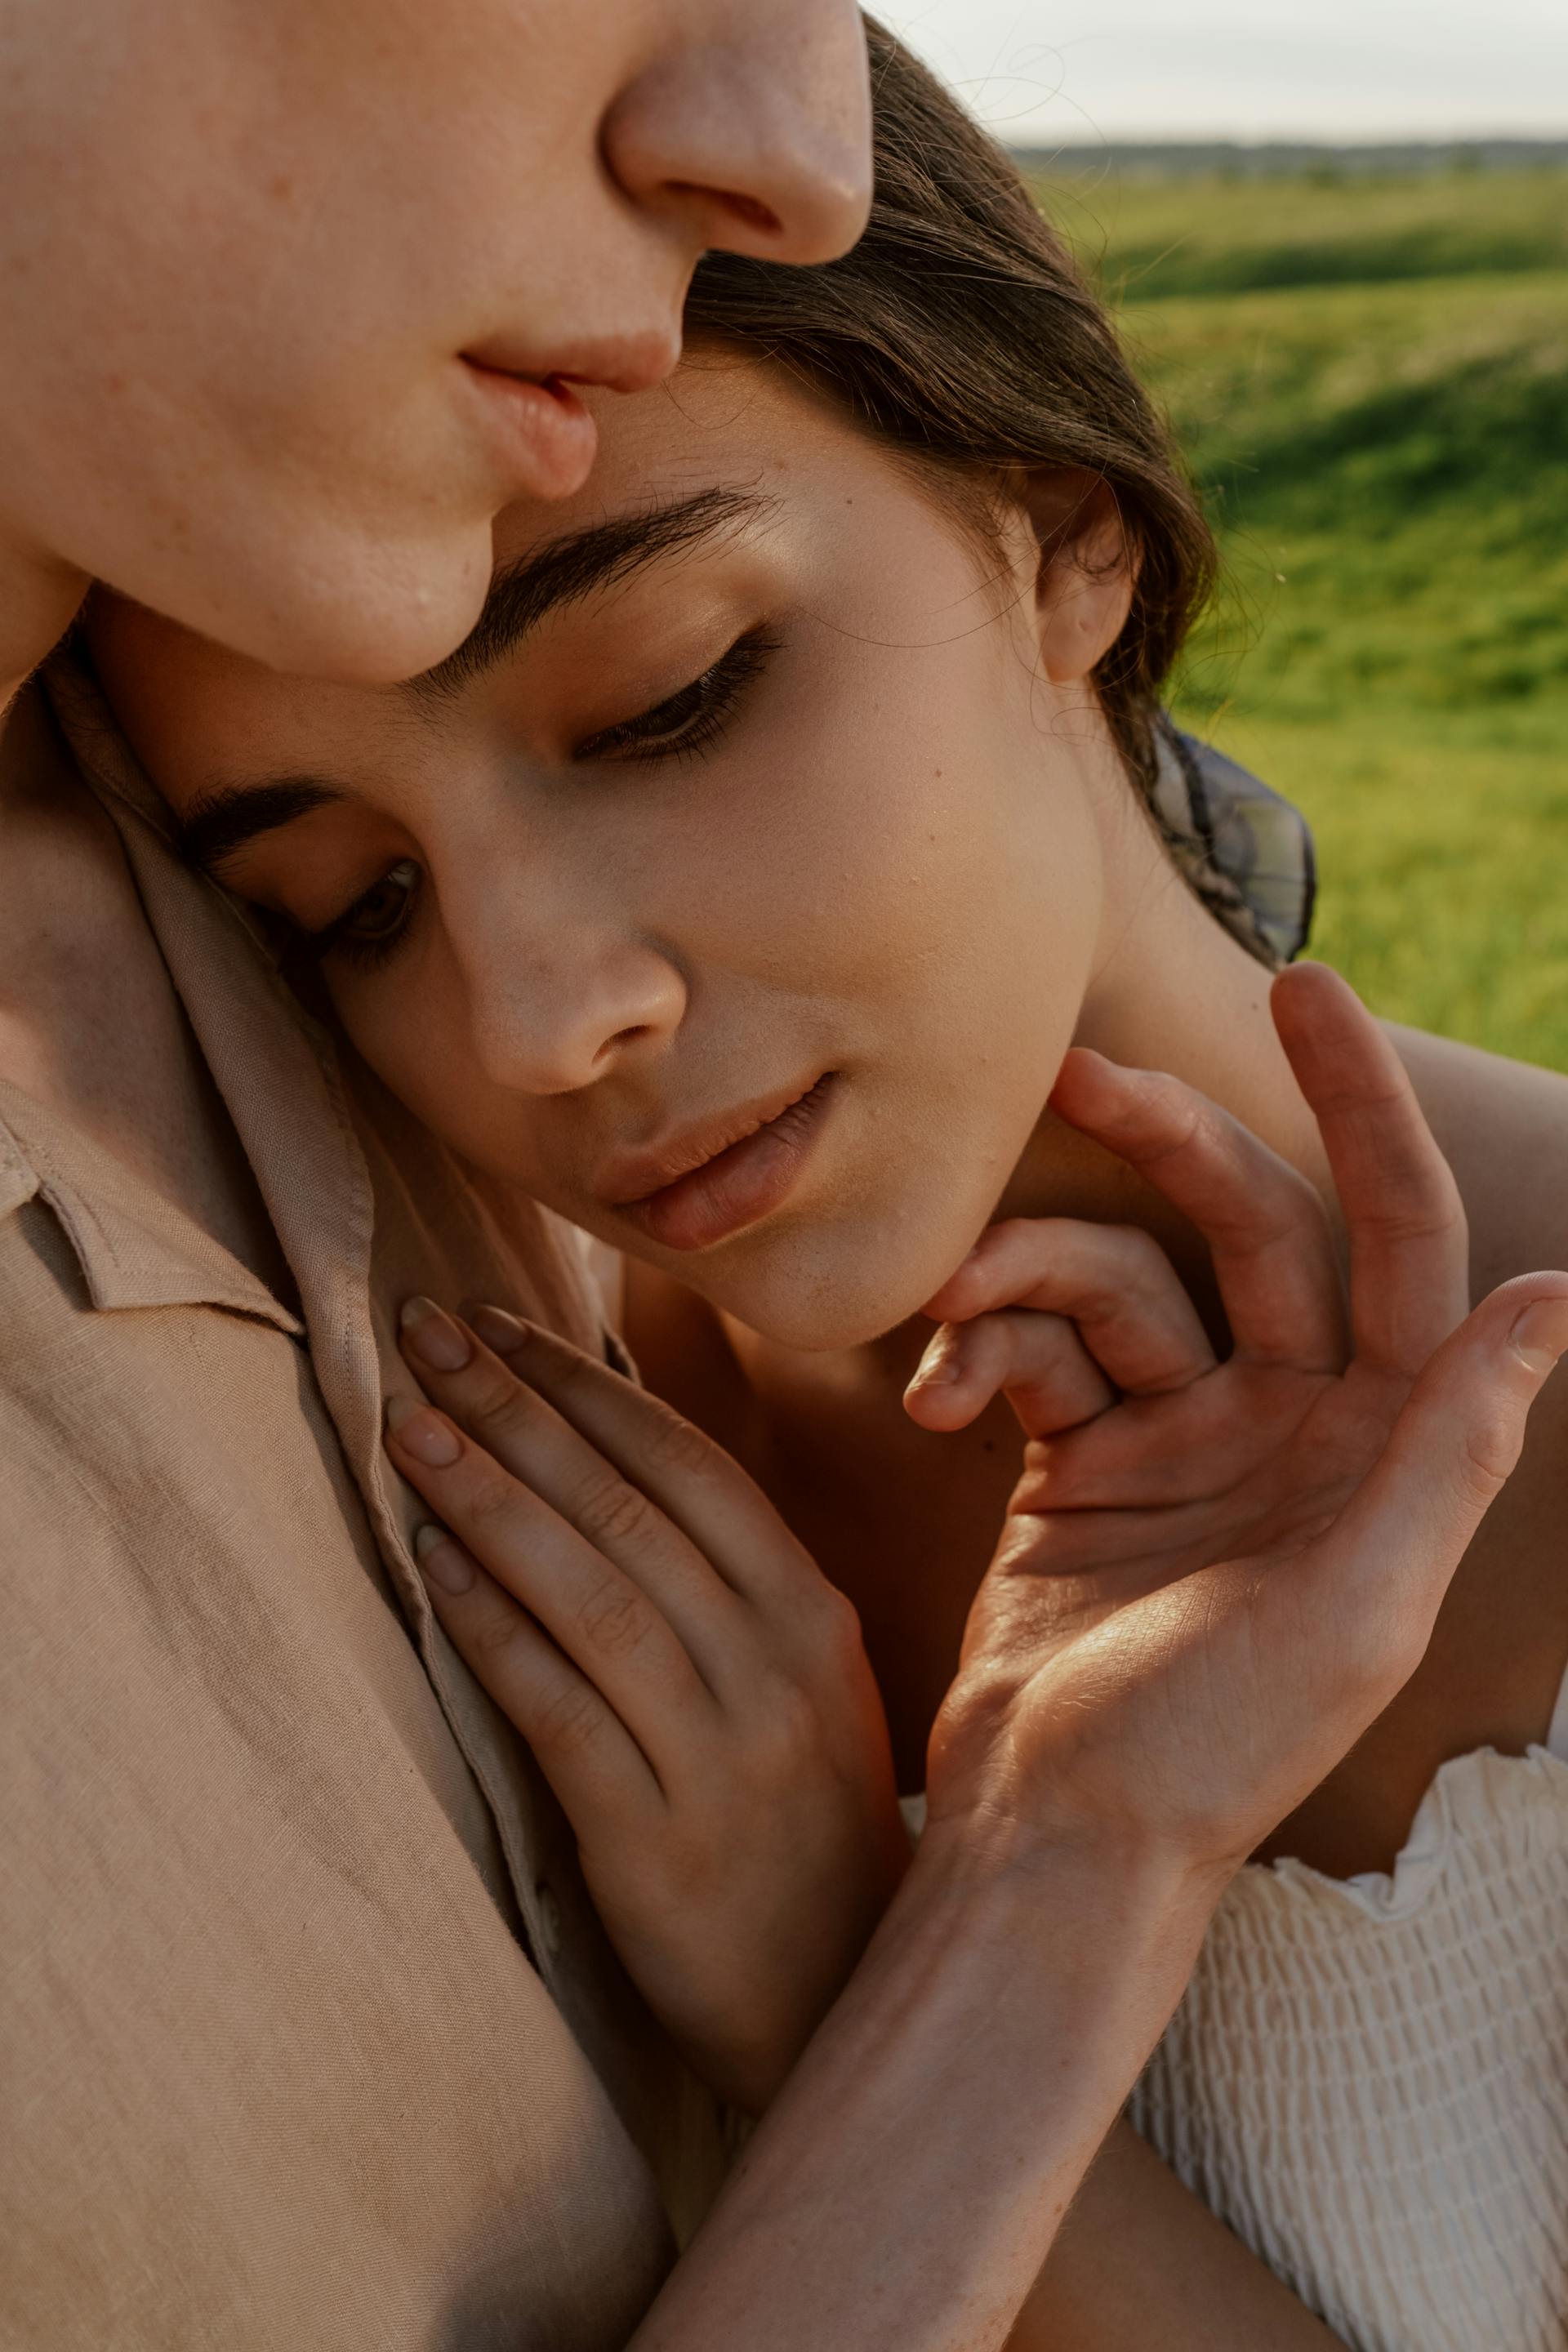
[0,1076,305,1333]
[34,649,655,2028]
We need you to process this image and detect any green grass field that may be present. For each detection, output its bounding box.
[1033,164,1568,1067]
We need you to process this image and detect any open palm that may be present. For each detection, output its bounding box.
[911,965,1568,1875]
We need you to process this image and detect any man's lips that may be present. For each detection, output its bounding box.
[459,321,679,500]
[602,1075,838,1254]
[458,359,599,500]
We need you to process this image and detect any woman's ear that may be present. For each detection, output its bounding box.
[1019,467,1138,684]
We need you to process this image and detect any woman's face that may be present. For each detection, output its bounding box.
[91,362,1124,1350]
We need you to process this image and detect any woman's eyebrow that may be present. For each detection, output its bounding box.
[174,487,777,878]
[176,776,341,877]
[403,483,776,704]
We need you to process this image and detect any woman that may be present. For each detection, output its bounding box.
[74,27,1568,2349]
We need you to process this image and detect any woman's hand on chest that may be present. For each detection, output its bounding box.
[384,1299,909,2116]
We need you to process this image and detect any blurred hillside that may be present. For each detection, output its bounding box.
[1032,160,1568,1067]
[1020,138,1568,185]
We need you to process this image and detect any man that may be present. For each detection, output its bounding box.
[3,5,1564,2347]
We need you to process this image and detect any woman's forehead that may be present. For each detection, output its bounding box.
[488,357,848,571]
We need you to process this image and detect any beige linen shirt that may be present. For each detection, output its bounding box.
[0,659,724,2350]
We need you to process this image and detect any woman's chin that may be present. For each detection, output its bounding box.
[694,1237,965,1356]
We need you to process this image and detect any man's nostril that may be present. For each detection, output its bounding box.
[597,1022,653,1067]
[666,182,782,238]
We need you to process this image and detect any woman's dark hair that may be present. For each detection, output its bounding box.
[684,16,1215,819]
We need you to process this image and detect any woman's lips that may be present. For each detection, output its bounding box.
[458,359,599,500]
[612,1076,838,1254]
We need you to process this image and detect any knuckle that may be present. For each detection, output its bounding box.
[983,1217,1040,1265]
[639,1404,715,1480]
[546,1337,599,1405]
[1370,1195,1467,1251]
[463,1365,535,1447]
[1243,1163,1328,1247]
[575,1577,653,1661]
[572,1473,658,1553]
[1111,1225,1177,1295]
[534,1681,603,1758]
[464,1468,523,1544]
[1459,1416,1520,1503]
[1356,1148,1468,1250]
[1133,1070,1205,1152]
[751,1673,822,1771]
[470,1604,530,1668]
[808,1579,868,1670]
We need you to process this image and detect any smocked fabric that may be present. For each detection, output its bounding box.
[902,1730,1568,2350]
[1129,1743,1568,2352]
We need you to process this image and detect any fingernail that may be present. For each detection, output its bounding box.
[911,1334,959,1388]
[415,1521,474,1597]
[470,1303,529,1356]
[1510,1296,1568,1373]
[385,1393,462,1467]
[399,1295,471,1373]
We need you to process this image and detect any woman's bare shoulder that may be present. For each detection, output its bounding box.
[1390,1022,1568,1291]
[1383,1022,1568,1770]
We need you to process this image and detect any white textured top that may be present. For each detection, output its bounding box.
[1129,1736,1568,2351]
[903,1699,1568,2350]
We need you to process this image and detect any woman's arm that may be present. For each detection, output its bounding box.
[391,1314,1335,2345]
[1009,2120,1345,2350]
[389,967,1566,2350]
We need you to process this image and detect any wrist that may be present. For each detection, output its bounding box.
[657,1806,1222,2342]
[901,1805,1222,2013]
[919,1727,1245,1928]
[653,1809,1223,2351]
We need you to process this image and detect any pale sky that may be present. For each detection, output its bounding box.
[874,1,1568,144]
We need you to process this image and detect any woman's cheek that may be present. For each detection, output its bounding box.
[339,968,485,1160]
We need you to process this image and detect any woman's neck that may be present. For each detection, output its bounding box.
[995,786,1337,1312]
[727,786,1341,1401]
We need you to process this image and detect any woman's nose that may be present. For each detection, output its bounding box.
[603,0,873,268]
[466,933,688,1099]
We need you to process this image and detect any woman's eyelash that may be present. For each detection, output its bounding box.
[297,857,421,973]
[574,626,782,766]
[292,629,779,976]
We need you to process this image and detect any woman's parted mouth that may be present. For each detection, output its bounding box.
[600,1074,839,1254]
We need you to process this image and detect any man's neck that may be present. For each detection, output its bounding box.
[0,683,291,1291]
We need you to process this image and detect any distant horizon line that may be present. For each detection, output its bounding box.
[1008,131,1568,160]
[1008,132,1568,149]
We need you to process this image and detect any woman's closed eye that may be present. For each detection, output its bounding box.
[296,627,779,974]
[574,625,780,766]
[301,856,421,973]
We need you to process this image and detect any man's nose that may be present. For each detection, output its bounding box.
[465,929,688,1099]
[603,0,873,269]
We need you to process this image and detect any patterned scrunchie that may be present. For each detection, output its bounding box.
[1150,717,1317,969]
